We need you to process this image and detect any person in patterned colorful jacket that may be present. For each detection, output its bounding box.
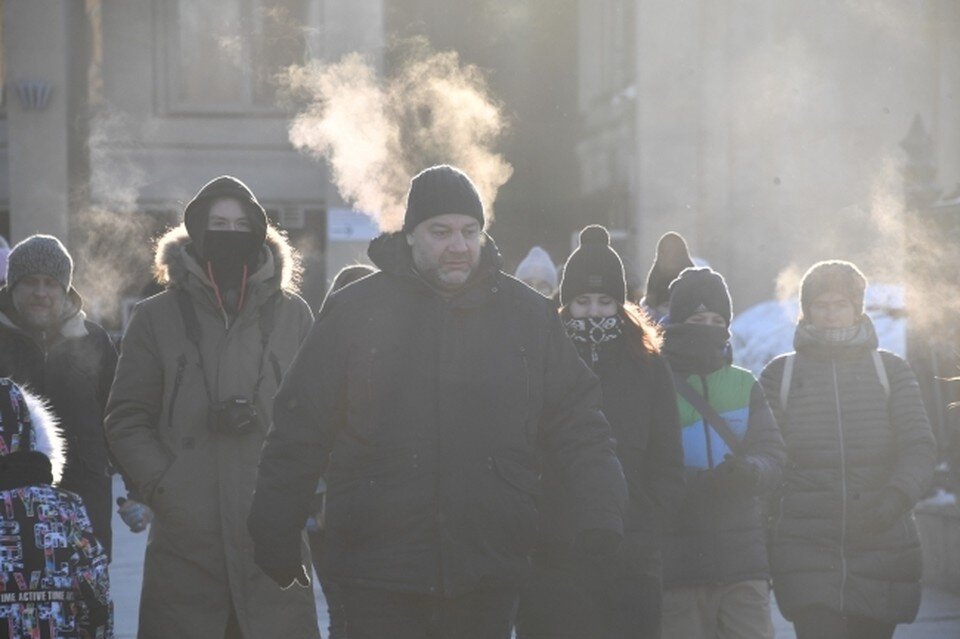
[658,267,785,639]
[0,378,112,639]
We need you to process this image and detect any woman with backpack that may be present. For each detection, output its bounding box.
[515,225,684,638]
[760,260,936,639]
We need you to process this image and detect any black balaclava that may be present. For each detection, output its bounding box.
[203,231,262,309]
[182,176,268,314]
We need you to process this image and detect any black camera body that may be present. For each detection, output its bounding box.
[210,397,261,436]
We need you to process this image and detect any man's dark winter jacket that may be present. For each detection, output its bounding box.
[0,286,118,556]
[249,232,627,597]
[538,337,684,575]
[661,355,786,587]
[760,318,936,624]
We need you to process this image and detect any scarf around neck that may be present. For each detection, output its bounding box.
[794,315,877,355]
[564,315,623,366]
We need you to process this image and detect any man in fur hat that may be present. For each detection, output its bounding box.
[105,176,317,639]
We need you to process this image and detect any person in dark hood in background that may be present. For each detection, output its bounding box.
[248,164,627,639]
[104,176,317,639]
[0,234,121,557]
[659,267,785,639]
[515,225,683,639]
[760,260,935,639]
[0,378,112,639]
[640,231,694,323]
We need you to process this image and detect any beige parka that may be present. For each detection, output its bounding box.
[105,224,317,638]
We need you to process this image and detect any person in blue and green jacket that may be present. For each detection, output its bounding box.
[659,267,786,639]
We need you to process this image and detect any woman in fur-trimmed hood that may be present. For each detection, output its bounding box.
[105,176,317,639]
[0,378,113,639]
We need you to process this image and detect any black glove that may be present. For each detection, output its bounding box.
[261,563,311,590]
[573,528,622,560]
[849,487,910,537]
[712,455,760,497]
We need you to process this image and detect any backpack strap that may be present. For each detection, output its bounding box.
[872,350,890,399]
[673,373,741,453]
[779,353,796,411]
[175,289,214,404]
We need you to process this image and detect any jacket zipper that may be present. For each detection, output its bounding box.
[519,346,531,441]
[832,360,848,612]
[167,355,187,428]
[699,375,715,469]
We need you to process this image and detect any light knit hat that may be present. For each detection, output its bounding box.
[6,235,73,291]
[515,247,558,291]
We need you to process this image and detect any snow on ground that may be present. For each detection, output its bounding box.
[731,284,907,375]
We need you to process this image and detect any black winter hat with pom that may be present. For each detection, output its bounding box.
[560,225,626,306]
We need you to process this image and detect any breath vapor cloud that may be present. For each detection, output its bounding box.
[283,41,513,232]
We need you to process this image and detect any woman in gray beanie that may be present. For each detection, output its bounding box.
[760,260,936,639]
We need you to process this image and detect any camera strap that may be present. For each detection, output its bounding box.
[176,288,281,405]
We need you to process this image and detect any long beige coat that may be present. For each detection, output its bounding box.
[105,226,317,638]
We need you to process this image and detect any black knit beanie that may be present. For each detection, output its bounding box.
[560,225,626,306]
[403,165,484,232]
[799,260,867,319]
[183,176,268,257]
[668,267,732,325]
[644,232,694,309]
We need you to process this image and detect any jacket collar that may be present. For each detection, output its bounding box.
[367,231,504,308]
[0,285,89,341]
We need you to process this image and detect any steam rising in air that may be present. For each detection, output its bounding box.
[283,42,513,232]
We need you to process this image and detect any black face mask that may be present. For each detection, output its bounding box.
[662,323,732,375]
[202,231,262,301]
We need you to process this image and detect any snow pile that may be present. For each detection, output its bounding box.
[731,284,907,375]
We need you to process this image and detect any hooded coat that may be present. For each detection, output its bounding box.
[248,232,627,598]
[0,380,113,639]
[104,207,316,637]
[0,284,118,557]
[760,318,936,624]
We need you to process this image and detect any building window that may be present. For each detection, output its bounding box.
[160,0,321,114]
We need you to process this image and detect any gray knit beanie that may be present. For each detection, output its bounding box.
[6,235,73,291]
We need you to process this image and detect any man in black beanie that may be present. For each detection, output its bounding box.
[250,164,627,638]
[0,234,120,557]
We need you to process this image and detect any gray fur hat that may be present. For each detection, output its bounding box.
[6,235,73,291]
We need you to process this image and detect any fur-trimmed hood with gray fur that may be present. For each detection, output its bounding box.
[153,223,303,295]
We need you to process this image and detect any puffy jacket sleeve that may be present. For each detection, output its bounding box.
[882,352,936,504]
[645,355,685,527]
[741,379,786,493]
[69,498,112,637]
[248,293,347,571]
[538,307,627,537]
[103,303,172,504]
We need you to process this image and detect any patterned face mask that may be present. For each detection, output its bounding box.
[564,315,623,366]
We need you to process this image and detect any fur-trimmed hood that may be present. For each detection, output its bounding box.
[0,380,66,485]
[153,223,302,295]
